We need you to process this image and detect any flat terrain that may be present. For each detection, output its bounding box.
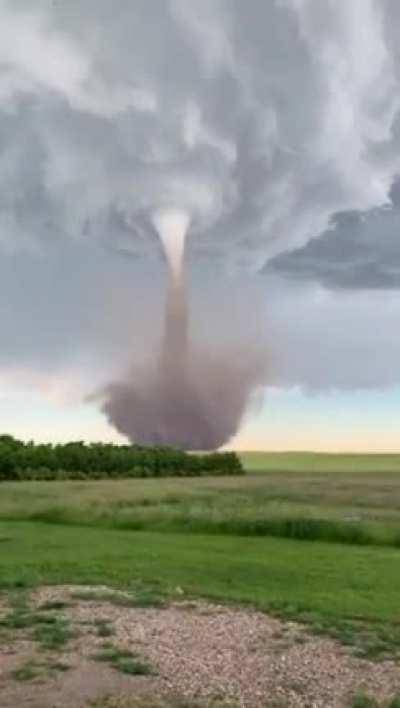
[1,452,400,545]
[240,451,400,474]
[1,452,400,706]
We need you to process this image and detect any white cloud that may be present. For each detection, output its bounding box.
[0,0,399,265]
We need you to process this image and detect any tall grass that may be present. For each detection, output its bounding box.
[2,459,400,548]
[5,502,389,548]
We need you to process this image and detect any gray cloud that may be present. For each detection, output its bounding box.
[269,180,400,289]
[1,0,400,267]
[1,0,400,437]
[265,275,400,391]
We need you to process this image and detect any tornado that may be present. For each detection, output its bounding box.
[102,208,267,450]
[153,208,190,392]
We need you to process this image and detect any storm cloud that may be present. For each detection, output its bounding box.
[2,0,400,263]
[269,180,400,290]
[1,0,400,443]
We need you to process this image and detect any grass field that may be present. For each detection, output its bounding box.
[1,452,400,661]
[1,452,400,546]
[240,451,400,473]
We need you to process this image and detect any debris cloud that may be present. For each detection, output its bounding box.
[103,209,267,449]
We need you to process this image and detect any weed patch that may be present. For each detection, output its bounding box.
[93,644,155,676]
[48,659,71,672]
[38,599,71,611]
[350,693,379,708]
[94,618,115,637]
[0,592,75,651]
[264,603,400,662]
[11,660,41,682]
[33,616,74,650]
[11,657,70,682]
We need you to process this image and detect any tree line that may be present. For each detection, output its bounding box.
[0,435,244,481]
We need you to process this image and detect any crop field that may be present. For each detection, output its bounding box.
[1,452,400,707]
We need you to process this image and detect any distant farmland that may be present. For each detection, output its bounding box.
[240,450,400,473]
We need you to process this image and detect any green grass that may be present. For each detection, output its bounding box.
[3,521,400,621]
[11,657,70,682]
[348,697,400,708]
[240,451,400,473]
[2,520,400,658]
[2,460,400,547]
[11,660,41,682]
[32,615,74,650]
[94,618,115,637]
[94,644,155,676]
[0,592,74,651]
[350,694,378,708]
[38,599,70,611]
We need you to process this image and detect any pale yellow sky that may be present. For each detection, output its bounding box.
[1,385,399,453]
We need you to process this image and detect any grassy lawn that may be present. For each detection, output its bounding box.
[3,519,400,660]
[1,520,400,623]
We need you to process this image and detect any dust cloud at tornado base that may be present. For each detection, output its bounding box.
[102,209,268,450]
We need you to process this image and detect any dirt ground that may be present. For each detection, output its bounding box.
[0,586,399,708]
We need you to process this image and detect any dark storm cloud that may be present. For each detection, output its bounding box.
[269,180,400,289]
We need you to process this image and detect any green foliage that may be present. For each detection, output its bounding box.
[0,593,74,651]
[32,616,74,650]
[0,435,243,481]
[0,474,390,547]
[350,693,379,708]
[38,599,70,611]
[93,644,155,676]
[11,660,41,682]
[3,520,400,656]
[11,657,70,682]
[94,618,115,637]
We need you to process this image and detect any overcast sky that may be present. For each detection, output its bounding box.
[1,0,400,450]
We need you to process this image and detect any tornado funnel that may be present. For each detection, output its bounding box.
[101,209,267,449]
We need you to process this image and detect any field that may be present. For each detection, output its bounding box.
[1,452,400,707]
[241,451,400,473]
[2,452,400,546]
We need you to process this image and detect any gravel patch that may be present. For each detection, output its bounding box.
[0,585,398,707]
